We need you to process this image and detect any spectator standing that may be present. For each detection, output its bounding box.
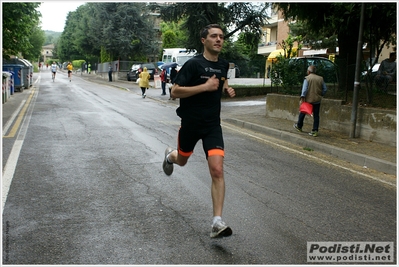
[160,68,167,95]
[108,63,113,82]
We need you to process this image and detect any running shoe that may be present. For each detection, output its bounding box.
[309,131,319,137]
[210,220,232,238]
[162,147,174,175]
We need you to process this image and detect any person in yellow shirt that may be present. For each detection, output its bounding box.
[138,67,150,98]
[67,62,73,82]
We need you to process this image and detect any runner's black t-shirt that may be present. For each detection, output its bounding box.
[174,54,229,128]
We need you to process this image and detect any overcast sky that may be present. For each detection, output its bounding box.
[37,1,86,32]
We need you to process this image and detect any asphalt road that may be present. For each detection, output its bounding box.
[2,71,396,264]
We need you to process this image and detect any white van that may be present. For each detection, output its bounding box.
[162,48,197,69]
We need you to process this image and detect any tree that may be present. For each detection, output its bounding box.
[160,21,191,50]
[275,3,396,93]
[57,2,159,62]
[3,2,42,59]
[231,32,265,78]
[22,25,45,61]
[158,2,270,53]
[361,4,396,103]
[162,30,178,48]
[57,10,83,62]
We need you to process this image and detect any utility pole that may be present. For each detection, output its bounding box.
[350,3,365,138]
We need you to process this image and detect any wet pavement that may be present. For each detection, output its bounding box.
[3,71,396,176]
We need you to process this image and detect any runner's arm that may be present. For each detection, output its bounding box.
[171,74,219,98]
[223,79,236,98]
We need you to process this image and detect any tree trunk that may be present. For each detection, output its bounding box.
[335,28,359,99]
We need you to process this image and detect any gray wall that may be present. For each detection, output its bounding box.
[266,94,396,146]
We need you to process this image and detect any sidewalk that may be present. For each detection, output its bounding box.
[3,72,396,176]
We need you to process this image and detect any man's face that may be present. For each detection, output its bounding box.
[202,27,224,54]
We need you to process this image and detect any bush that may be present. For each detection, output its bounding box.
[72,60,86,69]
[270,56,302,93]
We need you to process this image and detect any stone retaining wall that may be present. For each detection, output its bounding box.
[266,94,396,146]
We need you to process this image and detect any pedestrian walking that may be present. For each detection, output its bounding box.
[162,24,236,238]
[67,62,73,82]
[108,63,113,82]
[139,67,150,98]
[293,65,327,137]
[160,68,167,95]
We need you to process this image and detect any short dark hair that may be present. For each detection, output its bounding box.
[200,24,223,39]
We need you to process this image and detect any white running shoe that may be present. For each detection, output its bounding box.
[210,220,232,238]
[162,147,174,176]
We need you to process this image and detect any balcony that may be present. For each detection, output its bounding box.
[257,41,278,56]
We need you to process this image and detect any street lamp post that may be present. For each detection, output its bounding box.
[350,3,365,138]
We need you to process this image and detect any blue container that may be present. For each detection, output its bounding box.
[8,71,15,95]
[18,59,33,87]
[4,58,32,88]
[3,64,24,92]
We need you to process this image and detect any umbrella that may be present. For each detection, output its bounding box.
[160,62,178,69]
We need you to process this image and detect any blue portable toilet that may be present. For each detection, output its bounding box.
[3,64,24,92]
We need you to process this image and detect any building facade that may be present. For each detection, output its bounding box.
[41,44,54,64]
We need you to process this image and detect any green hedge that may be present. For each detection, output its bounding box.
[222,85,270,98]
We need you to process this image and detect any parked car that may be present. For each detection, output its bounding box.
[289,57,339,83]
[127,63,157,81]
[362,63,380,80]
[234,65,240,78]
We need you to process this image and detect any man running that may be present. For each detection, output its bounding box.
[162,24,236,238]
[51,61,57,81]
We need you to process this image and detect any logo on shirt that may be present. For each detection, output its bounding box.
[205,67,222,73]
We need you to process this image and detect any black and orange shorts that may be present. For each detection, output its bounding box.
[177,124,224,158]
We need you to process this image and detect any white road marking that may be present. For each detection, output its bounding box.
[222,124,396,188]
[3,100,26,136]
[2,79,39,212]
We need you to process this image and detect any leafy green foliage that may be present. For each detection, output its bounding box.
[72,60,86,69]
[275,2,396,96]
[162,30,178,48]
[57,2,159,62]
[159,2,270,53]
[22,25,45,61]
[160,21,188,48]
[3,2,41,59]
[43,31,62,46]
[270,55,302,92]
